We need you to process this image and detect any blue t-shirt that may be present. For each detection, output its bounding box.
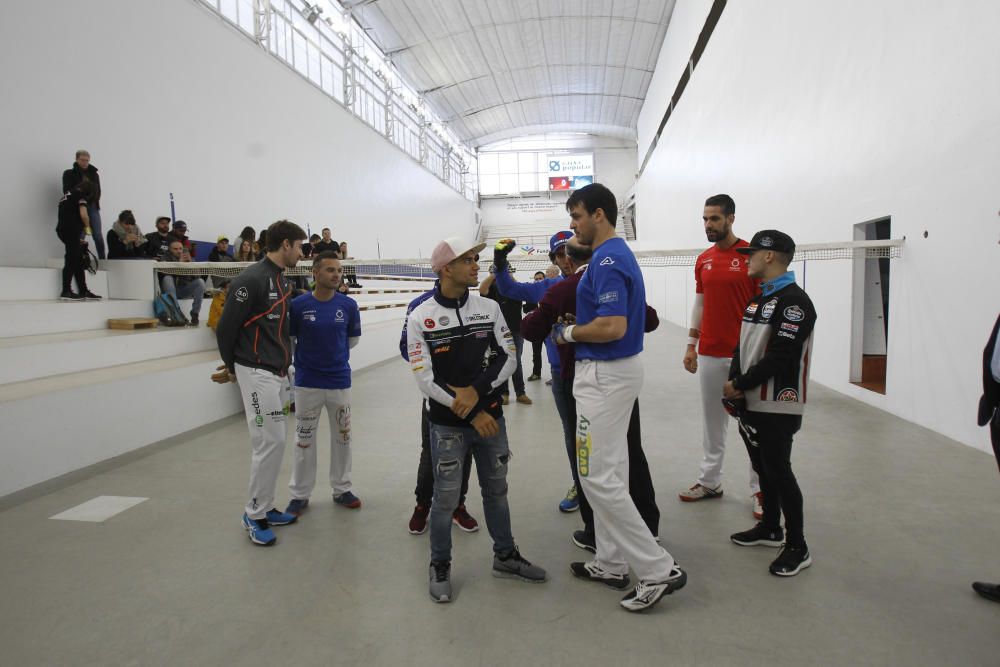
[575,237,645,361]
[290,292,361,389]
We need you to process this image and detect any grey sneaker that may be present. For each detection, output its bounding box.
[429,560,452,603]
[492,548,547,583]
[620,566,688,612]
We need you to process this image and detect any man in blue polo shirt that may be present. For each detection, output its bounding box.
[553,183,686,613]
[285,251,363,514]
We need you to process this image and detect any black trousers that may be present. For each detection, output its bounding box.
[415,401,472,506]
[57,229,87,294]
[991,410,1000,474]
[530,340,542,376]
[554,375,659,539]
[737,411,805,546]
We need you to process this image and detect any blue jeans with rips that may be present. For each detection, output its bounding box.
[429,417,515,563]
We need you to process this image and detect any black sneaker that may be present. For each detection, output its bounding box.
[570,560,630,590]
[769,544,811,577]
[59,291,84,301]
[83,291,103,301]
[189,312,199,326]
[620,566,687,612]
[972,582,1000,603]
[730,523,784,547]
[572,530,596,553]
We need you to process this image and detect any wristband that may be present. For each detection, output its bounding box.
[686,337,699,347]
[563,325,575,343]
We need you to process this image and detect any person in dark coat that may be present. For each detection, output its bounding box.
[972,312,1000,602]
[62,150,105,259]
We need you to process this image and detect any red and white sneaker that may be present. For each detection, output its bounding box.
[452,504,480,532]
[678,483,723,502]
[752,492,764,520]
[408,503,430,535]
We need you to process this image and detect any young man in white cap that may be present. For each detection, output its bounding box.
[407,237,547,603]
[554,183,686,612]
[679,194,763,518]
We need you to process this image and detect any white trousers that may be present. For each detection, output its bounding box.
[289,386,353,498]
[697,355,760,493]
[235,364,289,520]
[575,356,675,581]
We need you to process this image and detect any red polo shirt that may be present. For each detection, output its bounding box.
[695,239,759,358]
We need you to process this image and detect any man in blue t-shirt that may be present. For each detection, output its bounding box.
[553,183,687,613]
[284,252,363,515]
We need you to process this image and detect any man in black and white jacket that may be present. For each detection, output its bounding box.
[407,236,547,603]
[724,230,817,577]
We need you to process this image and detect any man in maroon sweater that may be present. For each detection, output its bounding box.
[521,238,661,554]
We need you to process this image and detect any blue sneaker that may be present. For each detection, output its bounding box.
[333,491,362,509]
[241,513,277,546]
[559,485,580,513]
[265,508,298,526]
[285,498,309,516]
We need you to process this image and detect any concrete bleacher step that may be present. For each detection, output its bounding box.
[0,298,153,337]
[0,350,244,497]
[0,325,217,385]
[0,266,109,302]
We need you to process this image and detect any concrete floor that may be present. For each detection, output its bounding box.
[2,324,999,666]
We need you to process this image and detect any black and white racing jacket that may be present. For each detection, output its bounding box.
[729,281,817,415]
[406,286,516,427]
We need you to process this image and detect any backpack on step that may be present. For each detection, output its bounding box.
[154,293,189,327]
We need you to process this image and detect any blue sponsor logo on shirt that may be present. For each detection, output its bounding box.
[599,257,615,266]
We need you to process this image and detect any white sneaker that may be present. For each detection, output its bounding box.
[570,560,630,590]
[678,483,723,502]
[620,567,688,612]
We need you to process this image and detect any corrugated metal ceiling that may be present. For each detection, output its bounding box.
[344,0,675,147]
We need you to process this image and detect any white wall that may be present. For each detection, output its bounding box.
[636,0,713,155]
[0,0,474,268]
[635,1,1000,452]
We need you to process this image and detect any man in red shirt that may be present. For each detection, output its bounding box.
[679,194,762,518]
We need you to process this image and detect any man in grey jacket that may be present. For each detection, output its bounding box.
[214,219,307,547]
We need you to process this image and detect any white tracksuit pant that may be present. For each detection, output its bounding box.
[235,364,289,520]
[575,356,675,582]
[289,387,353,498]
[697,355,760,493]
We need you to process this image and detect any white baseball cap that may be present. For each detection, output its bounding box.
[430,237,487,274]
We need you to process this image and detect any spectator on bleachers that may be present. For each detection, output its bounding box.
[315,228,339,255]
[208,236,233,262]
[238,226,255,249]
[145,216,173,258]
[208,236,235,288]
[309,233,321,251]
[61,149,106,260]
[235,239,255,262]
[545,264,560,279]
[339,242,361,288]
[301,239,314,258]
[107,210,149,259]
[255,229,268,259]
[56,180,101,301]
[159,239,205,326]
[170,220,191,250]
